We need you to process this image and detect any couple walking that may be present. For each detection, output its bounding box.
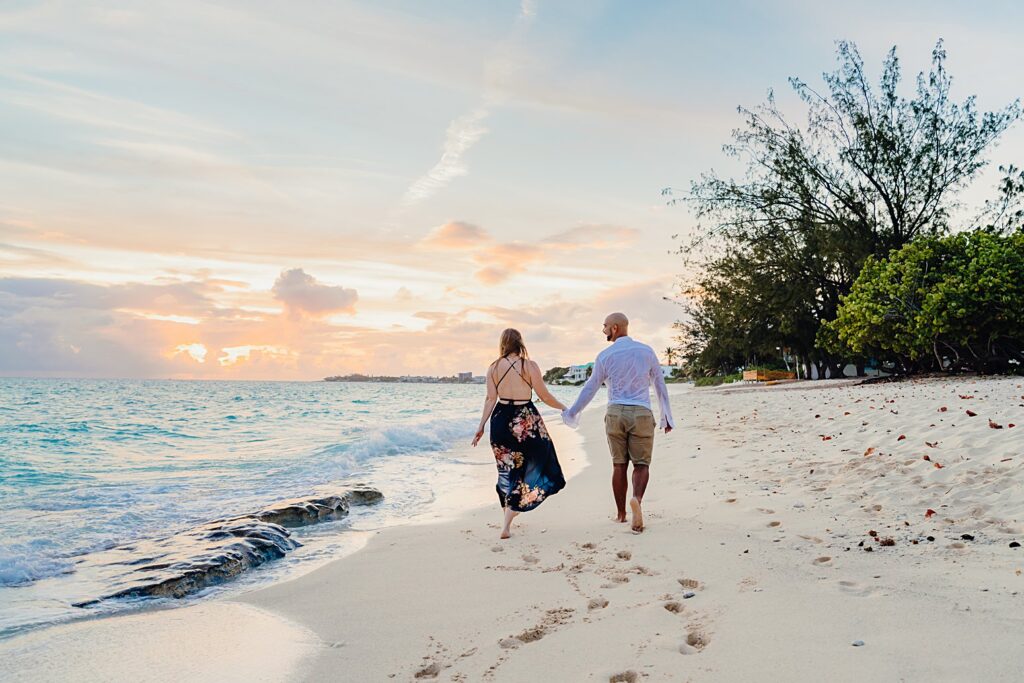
[471,312,675,538]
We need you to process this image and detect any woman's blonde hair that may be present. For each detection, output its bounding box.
[498,328,528,361]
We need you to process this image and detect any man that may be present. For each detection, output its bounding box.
[562,312,674,532]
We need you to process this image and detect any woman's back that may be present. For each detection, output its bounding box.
[490,355,533,401]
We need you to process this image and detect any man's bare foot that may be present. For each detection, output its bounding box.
[629,497,644,533]
[614,513,627,523]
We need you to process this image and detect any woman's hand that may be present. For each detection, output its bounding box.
[471,426,485,447]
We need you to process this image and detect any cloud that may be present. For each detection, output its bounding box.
[421,221,490,249]
[0,276,219,315]
[400,107,490,207]
[271,268,358,316]
[473,242,544,284]
[542,225,642,250]
[398,2,539,208]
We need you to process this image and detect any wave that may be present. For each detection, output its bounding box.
[314,417,477,465]
[0,541,76,587]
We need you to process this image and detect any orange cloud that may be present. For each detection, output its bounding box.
[421,221,490,249]
[472,242,545,284]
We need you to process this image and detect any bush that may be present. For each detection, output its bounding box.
[694,372,744,387]
[825,230,1024,373]
[543,366,569,383]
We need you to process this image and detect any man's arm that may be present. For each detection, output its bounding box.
[649,351,675,431]
[561,358,606,429]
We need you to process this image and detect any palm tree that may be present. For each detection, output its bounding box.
[665,347,677,366]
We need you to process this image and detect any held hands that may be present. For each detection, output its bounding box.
[471,426,485,447]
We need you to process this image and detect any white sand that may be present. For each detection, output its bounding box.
[0,602,318,682]
[5,376,1024,681]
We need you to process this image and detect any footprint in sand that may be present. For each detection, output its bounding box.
[490,546,503,553]
[683,630,710,652]
[609,671,639,683]
[678,577,701,590]
[812,556,832,565]
[414,662,441,678]
[588,597,609,611]
[768,520,781,528]
[616,550,632,561]
[838,580,878,597]
[522,554,539,564]
[663,601,683,613]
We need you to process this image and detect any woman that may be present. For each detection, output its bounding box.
[472,328,567,539]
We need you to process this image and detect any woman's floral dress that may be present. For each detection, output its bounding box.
[490,401,565,512]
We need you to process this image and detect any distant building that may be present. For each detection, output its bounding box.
[562,363,594,384]
[457,371,473,382]
[660,364,679,379]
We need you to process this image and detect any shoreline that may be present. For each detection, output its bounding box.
[0,398,593,680]
[4,377,1024,681]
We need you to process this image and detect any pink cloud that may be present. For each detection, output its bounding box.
[421,221,490,249]
[271,268,358,317]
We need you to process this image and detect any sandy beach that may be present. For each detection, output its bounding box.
[4,376,1024,681]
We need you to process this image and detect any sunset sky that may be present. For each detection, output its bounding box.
[2,0,1022,379]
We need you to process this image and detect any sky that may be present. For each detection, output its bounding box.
[2,0,1023,379]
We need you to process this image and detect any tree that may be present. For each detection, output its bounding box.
[824,230,1024,373]
[671,40,1020,378]
[543,366,568,383]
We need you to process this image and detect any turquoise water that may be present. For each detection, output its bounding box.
[0,378,578,638]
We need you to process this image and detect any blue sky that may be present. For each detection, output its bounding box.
[1,1,1021,378]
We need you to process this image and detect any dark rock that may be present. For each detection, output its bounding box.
[72,487,382,607]
[1010,542,1021,549]
[926,536,935,542]
[961,534,975,541]
[251,486,384,527]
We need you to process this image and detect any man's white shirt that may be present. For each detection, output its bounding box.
[561,336,675,430]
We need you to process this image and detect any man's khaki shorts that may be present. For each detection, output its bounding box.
[605,404,655,466]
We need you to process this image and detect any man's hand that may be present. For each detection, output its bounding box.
[664,425,673,434]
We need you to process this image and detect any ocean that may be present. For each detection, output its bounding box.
[0,378,580,639]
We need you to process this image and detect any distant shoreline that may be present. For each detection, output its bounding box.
[323,374,485,384]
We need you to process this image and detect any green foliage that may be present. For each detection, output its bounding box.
[671,40,1020,378]
[694,372,743,387]
[826,231,1024,373]
[543,366,568,383]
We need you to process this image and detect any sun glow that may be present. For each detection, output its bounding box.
[173,343,208,363]
[218,345,292,366]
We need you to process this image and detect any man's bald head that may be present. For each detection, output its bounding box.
[603,312,629,341]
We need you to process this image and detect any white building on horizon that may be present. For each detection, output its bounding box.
[562,362,593,383]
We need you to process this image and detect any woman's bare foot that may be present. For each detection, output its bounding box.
[500,508,519,539]
[629,497,644,533]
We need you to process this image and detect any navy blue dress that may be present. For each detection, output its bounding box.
[489,359,566,512]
